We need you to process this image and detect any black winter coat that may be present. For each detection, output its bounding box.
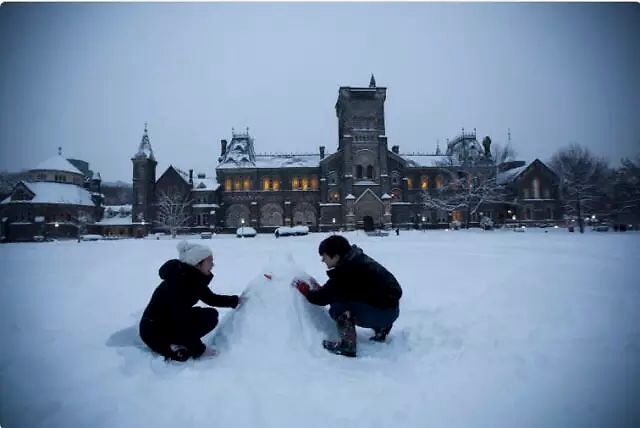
[305,245,402,309]
[140,260,239,353]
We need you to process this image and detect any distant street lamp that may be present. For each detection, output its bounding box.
[241,218,245,238]
[332,217,336,233]
[210,210,216,234]
[421,216,426,232]
[512,215,517,221]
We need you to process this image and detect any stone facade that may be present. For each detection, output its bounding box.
[132,77,563,234]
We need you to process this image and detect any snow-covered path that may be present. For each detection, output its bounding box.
[1,229,639,427]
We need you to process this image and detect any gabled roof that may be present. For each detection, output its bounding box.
[354,188,383,205]
[193,176,220,191]
[497,159,558,185]
[32,155,84,175]
[1,181,95,206]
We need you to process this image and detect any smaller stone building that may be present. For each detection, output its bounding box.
[0,152,104,242]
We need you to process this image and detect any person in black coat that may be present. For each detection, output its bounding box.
[139,241,241,362]
[294,235,402,357]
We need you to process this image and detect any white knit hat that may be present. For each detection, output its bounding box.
[177,240,213,266]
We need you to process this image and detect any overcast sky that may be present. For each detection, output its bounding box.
[1,2,638,182]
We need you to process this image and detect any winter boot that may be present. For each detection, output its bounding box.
[323,311,357,357]
[166,344,191,362]
[369,325,392,342]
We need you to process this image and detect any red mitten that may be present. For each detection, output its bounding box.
[295,280,310,296]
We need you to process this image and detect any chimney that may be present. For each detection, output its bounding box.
[189,169,193,185]
[320,146,325,159]
[392,145,399,154]
[220,139,228,156]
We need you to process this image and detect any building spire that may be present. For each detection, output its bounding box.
[369,73,376,88]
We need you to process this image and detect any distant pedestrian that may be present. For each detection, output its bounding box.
[395,228,400,236]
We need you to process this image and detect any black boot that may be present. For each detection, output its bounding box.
[369,325,392,342]
[323,311,357,357]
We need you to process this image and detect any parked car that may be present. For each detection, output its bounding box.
[593,224,610,232]
[236,226,257,238]
[292,225,309,236]
[200,232,213,239]
[80,234,102,241]
[275,226,296,237]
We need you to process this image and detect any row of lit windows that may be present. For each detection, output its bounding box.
[224,176,319,192]
[406,176,445,190]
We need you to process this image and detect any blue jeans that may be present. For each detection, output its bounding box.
[329,302,399,330]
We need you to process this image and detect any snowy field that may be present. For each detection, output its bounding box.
[1,229,639,427]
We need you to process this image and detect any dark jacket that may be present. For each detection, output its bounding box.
[305,245,402,309]
[140,259,238,355]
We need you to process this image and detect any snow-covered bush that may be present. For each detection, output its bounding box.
[480,216,494,230]
[449,220,462,230]
[292,225,309,235]
[236,226,257,237]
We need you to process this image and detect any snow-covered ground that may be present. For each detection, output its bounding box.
[1,229,639,427]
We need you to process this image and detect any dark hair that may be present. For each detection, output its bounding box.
[318,235,351,258]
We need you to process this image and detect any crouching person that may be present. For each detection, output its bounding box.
[139,241,241,362]
[294,235,402,358]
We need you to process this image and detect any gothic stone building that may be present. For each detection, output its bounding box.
[132,77,562,234]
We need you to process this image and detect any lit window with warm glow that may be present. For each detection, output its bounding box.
[234,177,242,191]
[407,177,413,189]
[331,191,340,201]
[292,177,299,189]
[435,175,443,189]
[225,178,232,192]
[420,176,428,190]
[301,177,309,191]
[263,177,270,191]
[311,176,319,190]
[272,179,280,191]
[243,177,251,191]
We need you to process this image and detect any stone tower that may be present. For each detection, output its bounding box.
[334,75,390,197]
[131,124,157,223]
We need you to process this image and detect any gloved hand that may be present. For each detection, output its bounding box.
[294,280,310,296]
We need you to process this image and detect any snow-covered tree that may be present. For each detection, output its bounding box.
[611,153,640,222]
[154,189,192,238]
[550,144,609,233]
[420,172,510,228]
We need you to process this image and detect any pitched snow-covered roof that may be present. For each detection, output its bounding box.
[134,126,155,160]
[193,177,220,191]
[32,155,84,175]
[401,154,458,168]
[95,215,134,226]
[218,154,321,169]
[497,165,527,185]
[1,181,95,206]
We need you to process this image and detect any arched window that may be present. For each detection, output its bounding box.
[272,178,280,191]
[262,177,270,191]
[366,165,374,178]
[225,178,232,192]
[420,175,428,190]
[406,177,413,189]
[435,175,443,189]
[233,177,242,191]
[311,176,319,190]
[301,177,309,191]
[243,177,251,191]
[292,177,299,190]
[356,165,363,179]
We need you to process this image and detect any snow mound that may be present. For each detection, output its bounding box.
[210,252,335,362]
